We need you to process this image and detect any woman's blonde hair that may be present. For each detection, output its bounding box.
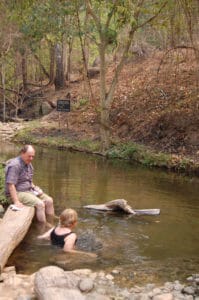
[59,208,78,227]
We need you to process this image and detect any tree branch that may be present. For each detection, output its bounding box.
[137,1,168,29]
[85,0,101,33]
[33,53,50,79]
[105,1,117,29]
[0,86,21,96]
[106,28,136,106]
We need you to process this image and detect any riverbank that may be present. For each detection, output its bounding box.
[0,265,198,300]
[0,49,199,176]
[0,137,198,298]
[12,119,199,176]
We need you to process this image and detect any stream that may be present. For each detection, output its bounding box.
[0,142,199,287]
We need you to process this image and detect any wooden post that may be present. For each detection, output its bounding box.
[0,205,35,271]
[58,112,61,131]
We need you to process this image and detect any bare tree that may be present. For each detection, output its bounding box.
[85,0,168,151]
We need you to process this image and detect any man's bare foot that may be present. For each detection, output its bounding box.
[45,222,53,229]
[46,214,59,225]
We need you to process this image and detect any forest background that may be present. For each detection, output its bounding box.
[0,0,199,173]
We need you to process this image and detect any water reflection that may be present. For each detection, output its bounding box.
[1,142,199,285]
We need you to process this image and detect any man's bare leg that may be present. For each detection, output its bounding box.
[35,201,46,223]
[44,197,60,224]
[45,196,54,216]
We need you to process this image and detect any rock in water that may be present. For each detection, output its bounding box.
[76,229,103,252]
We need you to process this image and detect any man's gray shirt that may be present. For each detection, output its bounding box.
[5,156,34,195]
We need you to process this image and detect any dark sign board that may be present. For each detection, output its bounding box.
[57,99,70,112]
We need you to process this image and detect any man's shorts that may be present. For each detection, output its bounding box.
[17,191,51,207]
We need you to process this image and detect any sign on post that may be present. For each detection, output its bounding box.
[57,99,70,112]
[57,99,70,130]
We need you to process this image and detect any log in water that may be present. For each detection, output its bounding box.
[0,205,34,271]
[84,199,160,215]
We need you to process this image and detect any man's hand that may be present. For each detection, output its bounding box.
[14,200,24,208]
[8,183,24,208]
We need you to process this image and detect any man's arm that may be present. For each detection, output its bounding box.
[8,183,24,208]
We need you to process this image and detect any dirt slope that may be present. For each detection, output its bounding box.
[42,49,199,161]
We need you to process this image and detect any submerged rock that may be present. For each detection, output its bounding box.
[76,229,103,252]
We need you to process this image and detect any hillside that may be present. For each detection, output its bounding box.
[34,49,198,163]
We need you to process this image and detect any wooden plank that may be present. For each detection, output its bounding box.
[0,205,35,271]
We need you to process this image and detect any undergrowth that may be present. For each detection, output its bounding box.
[14,126,199,176]
[0,164,7,205]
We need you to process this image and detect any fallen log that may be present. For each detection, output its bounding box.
[84,199,160,215]
[0,205,35,271]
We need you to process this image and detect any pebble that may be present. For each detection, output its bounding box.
[16,296,33,300]
[86,292,110,300]
[129,293,150,300]
[145,283,156,291]
[0,266,199,300]
[153,293,174,300]
[164,282,174,291]
[105,274,114,281]
[153,288,162,295]
[111,269,120,275]
[79,278,94,292]
[98,271,105,278]
[183,286,196,295]
[174,282,184,291]
[73,269,92,276]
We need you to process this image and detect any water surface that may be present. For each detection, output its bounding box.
[1,142,199,286]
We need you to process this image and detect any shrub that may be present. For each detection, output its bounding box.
[0,165,7,205]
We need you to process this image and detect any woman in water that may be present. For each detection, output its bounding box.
[38,208,78,252]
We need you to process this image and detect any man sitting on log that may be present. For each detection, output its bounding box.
[5,144,55,223]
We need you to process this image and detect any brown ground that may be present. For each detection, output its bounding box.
[40,49,199,161]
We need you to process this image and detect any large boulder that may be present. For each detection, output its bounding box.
[41,101,53,116]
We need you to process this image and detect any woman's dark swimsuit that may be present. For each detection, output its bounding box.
[50,228,74,248]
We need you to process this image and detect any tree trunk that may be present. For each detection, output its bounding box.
[62,38,67,80]
[21,53,28,91]
[66,38,73,82]
[54,43,66,90]
[0,205,35,271]
[33,53,50,79]
[49,44,55,84]
[1,61,6,122]
[76,6,95,103]
[99,41,110,152]
[99,28,135,151]
[100,106,110,152]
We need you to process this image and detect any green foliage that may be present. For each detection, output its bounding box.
[107,142,170,168]
[107,143,139,159]
[0,165,7,205]
[14,123,199,175]
[73,98,89,110]
[14,121,101,152]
